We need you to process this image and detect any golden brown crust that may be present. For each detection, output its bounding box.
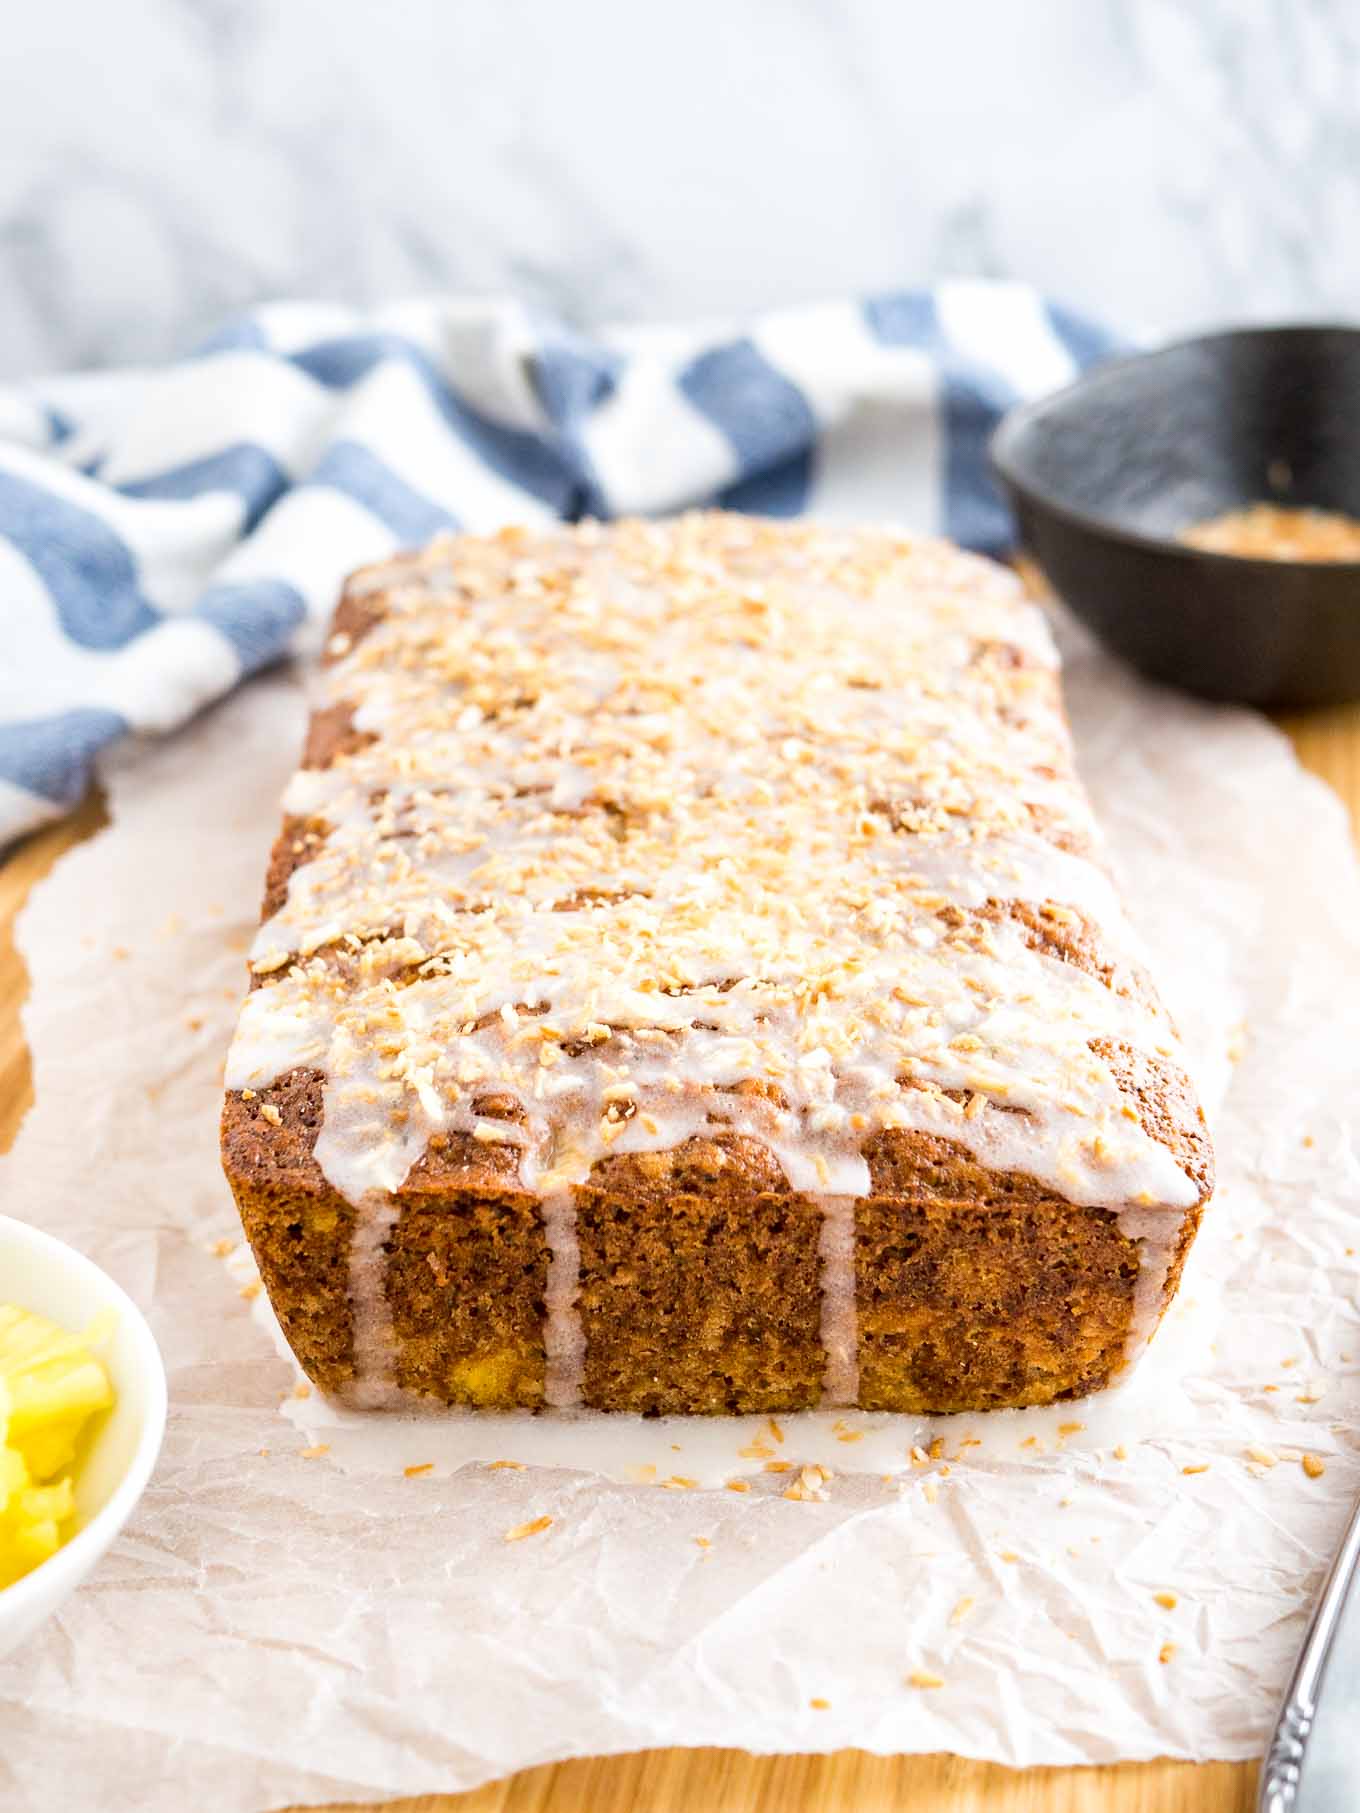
[853,1110,1205,1409]
[1091,1040,1214,1201]
[301,700,373,771]
[223,1071,546,1405]
[322,582,391,664]
[991,899,1156,1006]
[223,1069,1208,1411]
[259,817,329,924]
[258,699,369,921]
[221,1070,358,1391]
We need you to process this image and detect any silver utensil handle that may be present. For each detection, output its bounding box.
[1259,1492,1360,1812]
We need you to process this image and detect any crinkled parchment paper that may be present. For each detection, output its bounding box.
[1,616,1358,1812]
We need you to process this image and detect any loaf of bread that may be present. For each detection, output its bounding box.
[221,513,1212,1414]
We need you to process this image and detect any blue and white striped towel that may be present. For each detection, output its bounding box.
[0,284,1117,843]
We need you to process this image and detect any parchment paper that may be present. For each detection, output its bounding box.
[1,614,1358,1812]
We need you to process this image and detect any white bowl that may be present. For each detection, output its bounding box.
[0,1215,167,1658]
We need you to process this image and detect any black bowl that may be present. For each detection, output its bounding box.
[990,325,1360,707]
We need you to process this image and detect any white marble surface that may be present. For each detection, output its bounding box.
[1,0,1357,378]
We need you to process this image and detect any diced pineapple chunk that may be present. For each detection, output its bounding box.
[16,1418,85,1481]
[5,1356,112,1438]
[2,1518,60,1588]
[18,1478,75,1525]
[0,1446,27,1515]
[0,1305,114,1589]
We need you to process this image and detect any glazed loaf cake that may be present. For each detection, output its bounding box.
[221,513,1212,1415]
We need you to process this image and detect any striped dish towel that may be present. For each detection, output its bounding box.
[0,284,1117,843]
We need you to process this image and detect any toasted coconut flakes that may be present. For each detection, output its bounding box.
[694,1536,711,1550]
[907,1670,944,1690]
[783,1464,832,1503]
[238,1280,263,1301]
[1057,1421,1084,1437]
[1154,1591,1178,1610]
[1159,1643,1176,1665]
[1302,1454,1326,1479]
[486,1459,525,1471]
[504,1515,553,1542]
[300,1444,330,1460]
[404,1462,434,1478]
[999,1551,1019,1564]
[1112,1444,1129,1461]
[809,1697,830,1710]
[763,1460,794,1474]
[210,1237,235,1257]
[949,1596,975,1626]
[663,1476,699,1490]
[725,1479,751,1494]
[1181,1464,1210,1476]
[922,1479,939,1504]
[1246,1446,1278,1468]
[292,1381,312,1399]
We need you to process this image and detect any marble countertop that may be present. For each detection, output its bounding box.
[0,0,1355,379]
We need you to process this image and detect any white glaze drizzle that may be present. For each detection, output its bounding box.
[816,1197,859,1406]
[224,514,1208,1400]
[1113,1204,1187,1375]
[540,1188,585,1408]
[336,1192,403,1408]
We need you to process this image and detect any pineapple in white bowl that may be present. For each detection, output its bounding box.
[1,1304,115,1587]
[0,1217,165,1656]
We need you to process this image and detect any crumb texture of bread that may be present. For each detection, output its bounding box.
[220,514,1213,1413]
[576,1137,825,1415]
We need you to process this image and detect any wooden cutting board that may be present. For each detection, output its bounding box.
[6,699,1356,1813]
